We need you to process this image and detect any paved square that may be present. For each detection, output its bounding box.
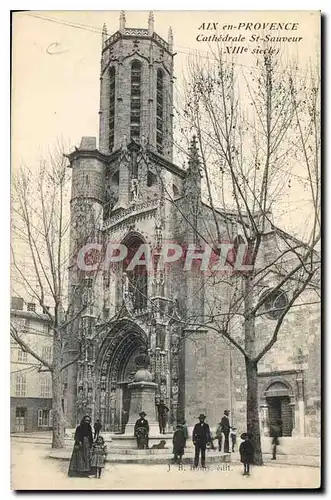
[11,441,320,490]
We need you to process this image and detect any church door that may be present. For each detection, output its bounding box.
[267,396,293,437]
[265,381,293,437]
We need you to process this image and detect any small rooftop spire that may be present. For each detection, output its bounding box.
[148,11,154,34]
[188,135,201,175]
[168,26,173,50]
[119,11,126,32]
[102,23,108,47]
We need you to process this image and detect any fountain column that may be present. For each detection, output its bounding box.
[125,353,159,436]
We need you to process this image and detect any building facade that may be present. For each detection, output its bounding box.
[10,297,53,432]
[64,12,320,437]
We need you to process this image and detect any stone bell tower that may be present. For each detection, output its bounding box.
[65,12,187,430]
[99,10,174,161]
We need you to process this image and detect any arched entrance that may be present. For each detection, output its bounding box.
[96,320,148,432]
[265,381,293,437]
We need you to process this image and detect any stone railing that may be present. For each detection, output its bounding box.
[152,32,170,51]
[103,199,158,230]
[124,28,149,37]
[103,29,170,52]
[104,31,121,50]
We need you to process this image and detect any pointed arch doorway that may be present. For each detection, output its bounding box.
[96,321,148,432]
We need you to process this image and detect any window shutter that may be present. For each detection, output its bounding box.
[37,409,43,427]
[49,410,53,427]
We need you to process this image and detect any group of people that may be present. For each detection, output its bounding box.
[68,411,282,478]
[68,416,107,479]
[133,409,236,469]
[191,411,254,475]
[216,410,237,453]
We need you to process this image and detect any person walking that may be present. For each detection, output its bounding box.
[180,420,188,448]
[90,435,107,479]
[134,411,149,449]
[216,421,223,451]
[192,413,213,468]
[172,424,186,464]
[156,399,169,434]
[93,419,102,441]
[220,410,231,453]
[239,432,254,476]
[230,426,237,452]
[270,419,282,460]
[68,415,93,477]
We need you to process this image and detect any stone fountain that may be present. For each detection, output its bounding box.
[124,352,159,435]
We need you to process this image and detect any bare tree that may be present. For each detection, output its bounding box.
[11,143,107,448]
[177,47,321,464]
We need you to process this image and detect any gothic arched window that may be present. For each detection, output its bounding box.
[130,61,142,142]
[109,67,116,151]
[156,69,164,154]
[123,236,148,311]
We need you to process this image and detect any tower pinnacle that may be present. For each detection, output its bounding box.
[119,11,126,32]
[188,135,201,174]
[168,26,173,50]
[102,23,108,47]
[148,11,154,34]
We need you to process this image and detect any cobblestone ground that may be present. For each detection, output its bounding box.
[11,441,320,491]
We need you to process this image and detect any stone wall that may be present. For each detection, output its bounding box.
[11,397,52,433]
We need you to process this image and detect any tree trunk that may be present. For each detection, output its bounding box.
[51,368,65,448]
[244,273,263,465]
[245,357,263,465]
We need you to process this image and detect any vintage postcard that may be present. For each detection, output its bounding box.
[10,10,321,490]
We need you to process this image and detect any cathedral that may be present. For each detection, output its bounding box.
[64,12,320,438]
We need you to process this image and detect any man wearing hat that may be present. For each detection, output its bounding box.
[220,410,231,453]
[192,414,213,468]
[156,399,169,434]
[134,411,149,449]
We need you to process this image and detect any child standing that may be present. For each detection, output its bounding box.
[216,422,223,451]
[172,424,186,464]
[91,436,107,478]
[239,432,254,476]
[230,427,237,452]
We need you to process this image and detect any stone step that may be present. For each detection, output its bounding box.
[65,434,175,450]
[97,447,171,455]
[49,447,231,465]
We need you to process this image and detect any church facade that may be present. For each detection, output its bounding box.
[64,13,320,438]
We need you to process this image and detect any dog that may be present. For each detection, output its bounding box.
[151,440,167,450]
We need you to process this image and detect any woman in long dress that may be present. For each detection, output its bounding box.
[68,415,93,477]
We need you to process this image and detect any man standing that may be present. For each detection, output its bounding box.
[220,410,231,453]
[156,399,169,434]
[93,419,102,441]
[134,411,149,449]
[192,413,213,468]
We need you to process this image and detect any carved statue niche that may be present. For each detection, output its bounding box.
[130,177,139,203]
[122,272,134,312]
[160,377,167,401]
[109,382,117,409]
[156,323,167,351]
[171,379,179,405]
[87,386,93,406]
[100,388,106,408]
